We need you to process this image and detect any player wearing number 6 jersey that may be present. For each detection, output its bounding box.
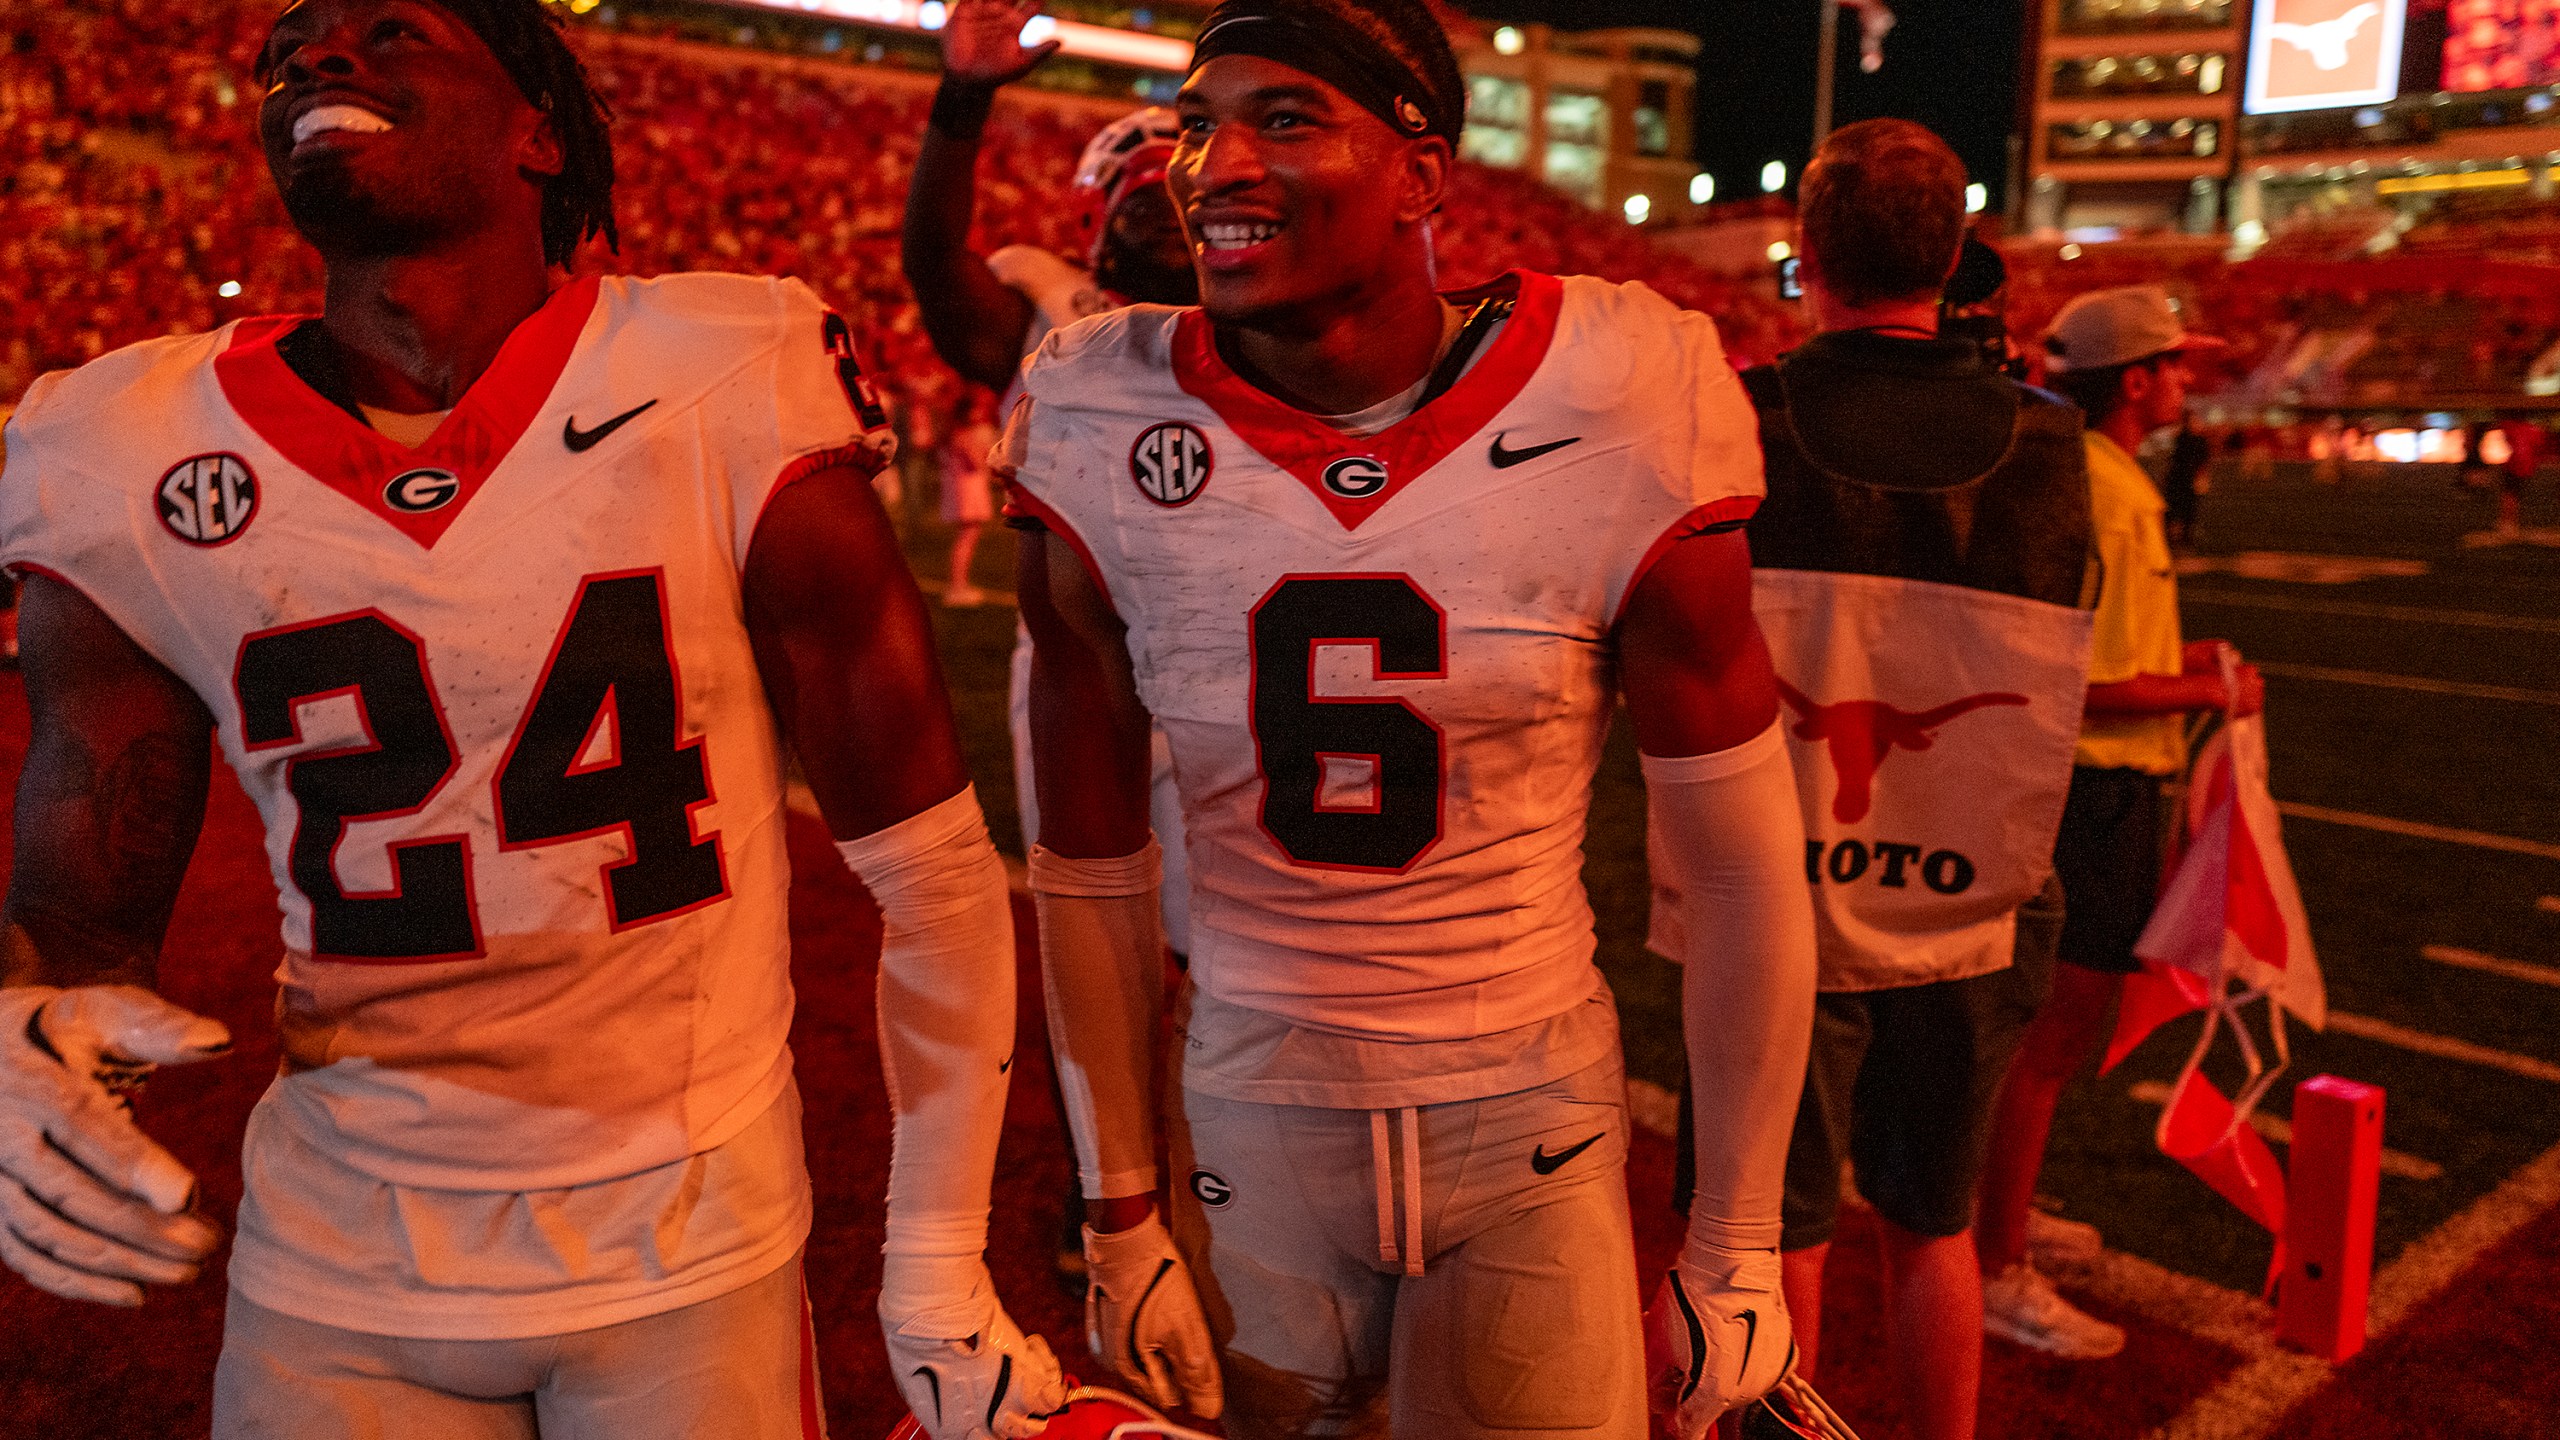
[1006,2,1818,1436]
[0,3,1060,1438]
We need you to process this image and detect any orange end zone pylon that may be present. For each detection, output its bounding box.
[2278,1075,2385,1361]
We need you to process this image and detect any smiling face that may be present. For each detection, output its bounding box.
[1168,54,1446,329]
[257,0,559,260]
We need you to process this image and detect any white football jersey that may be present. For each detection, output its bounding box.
[1002,272,1763,1042]
[0,273,892,1190]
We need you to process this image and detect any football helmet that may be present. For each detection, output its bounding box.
[1073,107,1182,263]
[886,1382,1219,1440]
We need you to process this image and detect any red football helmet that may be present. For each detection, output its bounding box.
[884,1382,1218,1440]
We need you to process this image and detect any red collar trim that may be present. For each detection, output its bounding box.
[1170,271,1563,531]
[214,276,603,550]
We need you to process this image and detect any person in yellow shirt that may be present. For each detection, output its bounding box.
[1974,286,2264,1359]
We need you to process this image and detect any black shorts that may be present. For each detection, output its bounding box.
[2052,766,2166,975]
[1771,877,2061,1247]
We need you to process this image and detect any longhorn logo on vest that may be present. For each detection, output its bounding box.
[157,453,259,546]
[383,467,462,514]
[1321,456,1389,499]
[1777,678,2027,824]
[1130,421,1213,506]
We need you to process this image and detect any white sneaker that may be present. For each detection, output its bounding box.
[1983,1263,2126,1360]
[2026,1207,2103,1273]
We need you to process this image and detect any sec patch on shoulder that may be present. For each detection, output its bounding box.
[158,452,259,546]
[1131,421,1213,507]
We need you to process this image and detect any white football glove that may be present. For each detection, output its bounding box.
[0,984,230,1306]
[1644,1239,1794,1438]
[1083,1216,1223,1419]
[881,1261,1069,1440]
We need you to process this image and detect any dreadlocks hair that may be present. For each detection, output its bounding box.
[1303,0,1467,144]
[432,0,619,266]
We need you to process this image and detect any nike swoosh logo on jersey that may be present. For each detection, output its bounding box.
[563,399,659,453]
[1488,431,1582,469]
[1740,1307,1758,1371]
[1530,1132,1603,1174]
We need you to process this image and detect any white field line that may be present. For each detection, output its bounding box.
[2324,1010,2560,1084]
[2147,1137,2560,1439]
[2254,662,2560,707]
[2124,1081,2443,1181]
[2180,592,2560,635]
[2275,801,2560,863]
[2422,943,2560,990]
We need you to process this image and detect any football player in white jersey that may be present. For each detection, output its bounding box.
[901,0,1199,966]
[1004,2,1819,1437]
[0,3,1059,1437]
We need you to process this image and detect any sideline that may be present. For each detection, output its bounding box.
[2146,1140,2560,1439]
[2254,661,2560,708]
[2422,943,2560,990]
[2122,1081,2443,1181]
[2275,801,2560,863]
[2323,1010,2560,1085]
[2181,591,2560,636]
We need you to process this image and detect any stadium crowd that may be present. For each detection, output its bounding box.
[0,0,1802,427]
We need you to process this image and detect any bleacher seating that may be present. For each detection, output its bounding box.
[0,0,1801,426]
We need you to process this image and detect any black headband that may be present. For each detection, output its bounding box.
[1188,6,1460,146]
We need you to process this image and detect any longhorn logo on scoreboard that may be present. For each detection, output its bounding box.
[2245,0,2406,114]
[157,453,259,546]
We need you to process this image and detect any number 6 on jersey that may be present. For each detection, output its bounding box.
[1248,574,1447,873]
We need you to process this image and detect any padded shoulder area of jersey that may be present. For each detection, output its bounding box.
[8,326,234,460]
[1556,275,1727,380]
[597,272,821,375]
[1022,303,1185,401]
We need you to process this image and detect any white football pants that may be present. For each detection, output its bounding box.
[211,1251,825,1440]
[1167,1056,1648,1440]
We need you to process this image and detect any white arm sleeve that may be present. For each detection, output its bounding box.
[1643,721,1818,1252]
[835,786,1018,1322]
[1028,841,1164,1201]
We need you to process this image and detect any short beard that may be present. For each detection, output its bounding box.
[277,162,448,260]
[1095,247,1200,308]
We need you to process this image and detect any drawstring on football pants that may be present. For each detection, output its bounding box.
[1368,1107,1426,1278]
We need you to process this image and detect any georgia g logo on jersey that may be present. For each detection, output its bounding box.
[1322,456,1389,499]
[158,453,259,546]
[1130,421,1213,507]
[384,467,462,513]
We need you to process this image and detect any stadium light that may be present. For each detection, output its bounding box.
[218,281,243,298]
[1624,193,1652,225]
[1493,26,1525,56]
[1965,182,1987,214]
[1766,240,1793,262]
[1690,172,1714,204]
[1761,160,1786,193]
[705,1,1196,72]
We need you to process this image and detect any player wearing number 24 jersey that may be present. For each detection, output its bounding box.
[0,4,1058,1439]
[1012,4,1818,1437]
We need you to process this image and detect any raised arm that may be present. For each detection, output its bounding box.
[0,574,230,1307]
[900,0,1054,392]
[741,470,1064,1440]
[1616,528,1818,1436]
[1015,525,1222,1417]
